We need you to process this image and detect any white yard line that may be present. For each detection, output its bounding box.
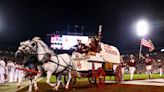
[105,79,164,86]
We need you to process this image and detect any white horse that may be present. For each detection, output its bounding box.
[15,40,40,92]
[18,37,74,91]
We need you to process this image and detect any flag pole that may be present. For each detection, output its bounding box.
[98,25,102,42]
[139,40,142,59]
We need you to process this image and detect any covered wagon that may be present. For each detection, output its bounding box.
[69,42,122,88]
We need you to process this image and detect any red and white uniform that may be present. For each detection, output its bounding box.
[128,59,136,80]
[157,61,163,77]
[14,63,19,82]
[7,61,15,82]
[145,57,153,78]
[145,57,153,71]
[0,60,5,83]
[120,60,126,80]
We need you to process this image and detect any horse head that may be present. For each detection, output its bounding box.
[15,40,32,57]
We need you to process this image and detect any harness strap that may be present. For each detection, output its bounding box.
[48,55,73,74]
[54,55,60,73]
[59,56,72,68]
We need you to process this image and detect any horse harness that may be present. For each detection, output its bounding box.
[45,54,73,74]
[27,40,73,74]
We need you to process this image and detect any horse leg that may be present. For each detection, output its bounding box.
[16,74,24,88]
[65,69,72,90]
[55,75,65,87]
[28,78,33,92]
[53,75,65,87]
[54,73,62,91]
[46,71,55,87]
[34,74,39,92]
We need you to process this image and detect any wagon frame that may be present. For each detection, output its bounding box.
[64,54,123,88]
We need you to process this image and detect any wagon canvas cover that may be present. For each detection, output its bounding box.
[100,43,120,64]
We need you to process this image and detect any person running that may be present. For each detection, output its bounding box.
[120,56,126,81]
[144,54,154,79]
[128,55,136,80]
[157,59,163,77]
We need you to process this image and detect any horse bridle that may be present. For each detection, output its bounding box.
[30,40,48,55]
[26,40,38,54]
[25,40,74,74]
[18,44,34,54]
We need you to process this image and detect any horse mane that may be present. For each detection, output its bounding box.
[32,37,54,55]
[20,40,31,45]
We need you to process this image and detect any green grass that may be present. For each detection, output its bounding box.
[39,73,164,83]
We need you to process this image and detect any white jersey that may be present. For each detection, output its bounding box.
[14,64,19,82]
[7,61,15,73]
[7,61,15,82]
[0,60,5,74]
[15,64,19,73]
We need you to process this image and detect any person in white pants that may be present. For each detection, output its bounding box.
[128,55,136,80]
[157,59,163,77]
[5,64,8,82]
[120,56,126,81]
[18,64,24,82]
[14,62,19,82]
[7,61,15,82]
[0,59,6,83]
[144,54,154,79]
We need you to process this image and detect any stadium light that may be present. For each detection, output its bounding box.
[136,20,149,37]
[136,19,149,59]
[161,48,164,52]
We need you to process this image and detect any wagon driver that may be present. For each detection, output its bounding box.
[72,39,88,58]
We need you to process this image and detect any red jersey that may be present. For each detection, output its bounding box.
[89,41,99,52]
[145,57,153,65]
[128,59,136,67]
[120,62,126,67]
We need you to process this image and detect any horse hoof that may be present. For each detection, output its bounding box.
[35,89,39,92]
[26,91,32,92]
[17,86,20,89]
[65,88,69,90]
[52,87,58,91]
[52,84,57,88]
[35,88,39,92]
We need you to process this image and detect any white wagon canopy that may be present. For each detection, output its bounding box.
[100,43,120,64]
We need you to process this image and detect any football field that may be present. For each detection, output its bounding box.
[17,74,164,92]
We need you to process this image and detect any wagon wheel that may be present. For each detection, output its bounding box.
[64,75,76,86]
[88,71,96,84]
[95,68,106,88]
[115,65,122,83]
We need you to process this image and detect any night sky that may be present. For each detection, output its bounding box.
[0,0,164,53]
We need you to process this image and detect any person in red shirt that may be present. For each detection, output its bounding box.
[128,55,136,80]
[144,54,154,79]
[87,37,100,56]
